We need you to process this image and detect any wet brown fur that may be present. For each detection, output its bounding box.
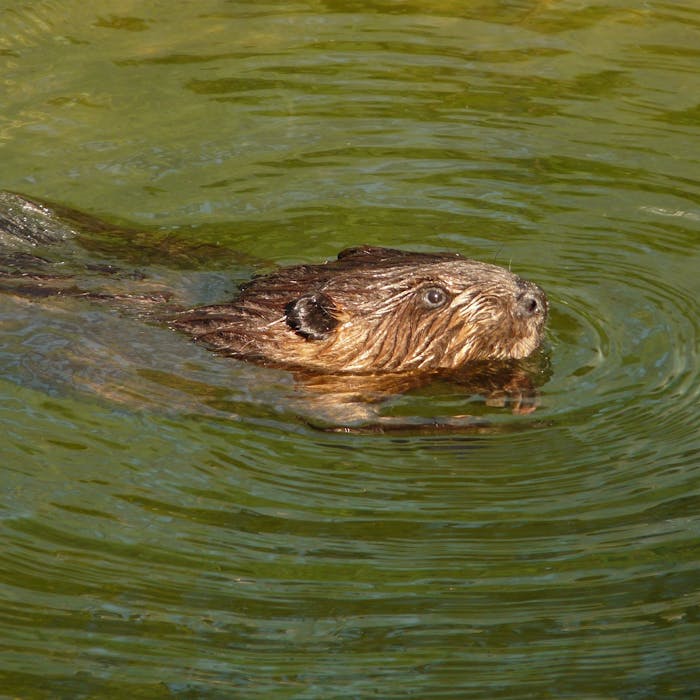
[171,246,548,374]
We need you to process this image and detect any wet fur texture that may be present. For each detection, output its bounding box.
[171,246,548,373]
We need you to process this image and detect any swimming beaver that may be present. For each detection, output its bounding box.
[0,191,549,427]
[171,246,548,373]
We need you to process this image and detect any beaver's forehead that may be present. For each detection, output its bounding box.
[325,258,520,293]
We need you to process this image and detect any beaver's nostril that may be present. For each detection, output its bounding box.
[524,295,539,315]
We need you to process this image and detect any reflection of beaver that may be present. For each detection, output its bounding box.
[172,246,548,373]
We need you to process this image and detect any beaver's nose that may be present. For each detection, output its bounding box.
[516,281,548,319]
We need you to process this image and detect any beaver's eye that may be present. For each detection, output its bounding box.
[421,286,449,309]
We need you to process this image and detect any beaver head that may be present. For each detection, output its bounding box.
[171,246,548,373]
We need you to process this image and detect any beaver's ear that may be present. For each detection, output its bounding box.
[285,293,339,340]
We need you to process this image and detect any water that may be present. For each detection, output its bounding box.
[1,1,699,697]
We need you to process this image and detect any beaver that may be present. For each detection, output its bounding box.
[170,246,548,374]
[0,191,549,428]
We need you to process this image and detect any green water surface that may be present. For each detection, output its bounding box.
[1,1,699,698]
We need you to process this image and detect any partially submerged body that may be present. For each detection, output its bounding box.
[0,191,550,430]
